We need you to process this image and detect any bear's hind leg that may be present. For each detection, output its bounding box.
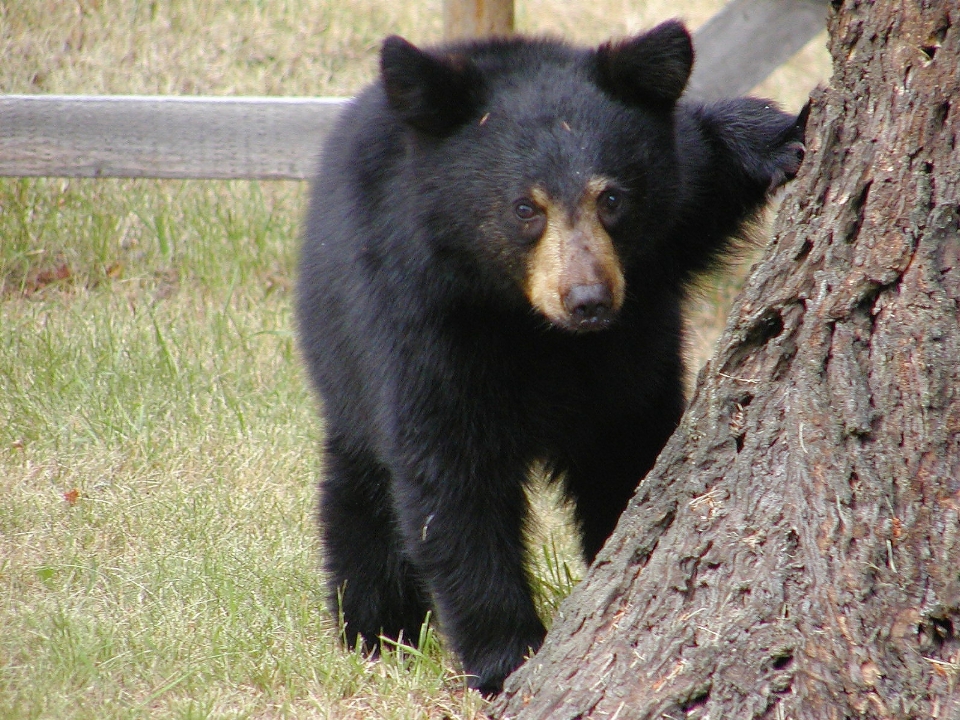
[319,437,430,651]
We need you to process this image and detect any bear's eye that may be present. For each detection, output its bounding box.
[596,188,627,228]
[514,200,539,221]
[512,198,546,243]
[599,190,621,212]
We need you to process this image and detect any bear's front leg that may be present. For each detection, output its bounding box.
[390,446,546,695]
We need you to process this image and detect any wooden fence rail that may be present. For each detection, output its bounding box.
[0,0,828,181]
[0,96,344,181]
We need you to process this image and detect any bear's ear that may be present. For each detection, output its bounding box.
[380,35,485,136]
[594,20,694,109]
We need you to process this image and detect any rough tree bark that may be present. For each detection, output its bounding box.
[494,1,960,718]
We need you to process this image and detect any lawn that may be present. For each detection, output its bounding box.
[0,2,828,717]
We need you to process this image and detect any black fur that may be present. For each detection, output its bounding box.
[296,20,805,695]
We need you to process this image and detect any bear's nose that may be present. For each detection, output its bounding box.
[563,283,614,329]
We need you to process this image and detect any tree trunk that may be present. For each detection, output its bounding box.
[494,1,960,718]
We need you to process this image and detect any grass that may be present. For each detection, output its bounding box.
[0,2,830,718]
[0,177,485,719]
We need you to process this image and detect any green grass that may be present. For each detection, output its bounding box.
[0,2,830,718]
[0,177,487,719]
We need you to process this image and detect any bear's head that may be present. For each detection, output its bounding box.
[380,21,694,333]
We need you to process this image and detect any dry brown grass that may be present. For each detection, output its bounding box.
[1,0,826,105]
[0,0,440,96]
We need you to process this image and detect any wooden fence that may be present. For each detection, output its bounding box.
[0,0,828,181]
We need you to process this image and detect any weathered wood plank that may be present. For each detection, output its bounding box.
[687,0,830,100]
[444,0,513,39]
[0,95,345,180]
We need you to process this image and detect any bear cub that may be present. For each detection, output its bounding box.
[296,19,805,695]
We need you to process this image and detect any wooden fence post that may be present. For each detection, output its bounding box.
[444,0,514,39]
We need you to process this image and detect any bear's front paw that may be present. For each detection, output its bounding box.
[764,99,810,192]
[463,630,545,696]
[707,97,810,196]
[765,139,806,193]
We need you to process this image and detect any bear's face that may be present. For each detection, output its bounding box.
[380,24,692,332]
[469,79,681,332]
[519,177,628,332]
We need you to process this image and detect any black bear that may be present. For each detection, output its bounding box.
[296,20,805,695]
